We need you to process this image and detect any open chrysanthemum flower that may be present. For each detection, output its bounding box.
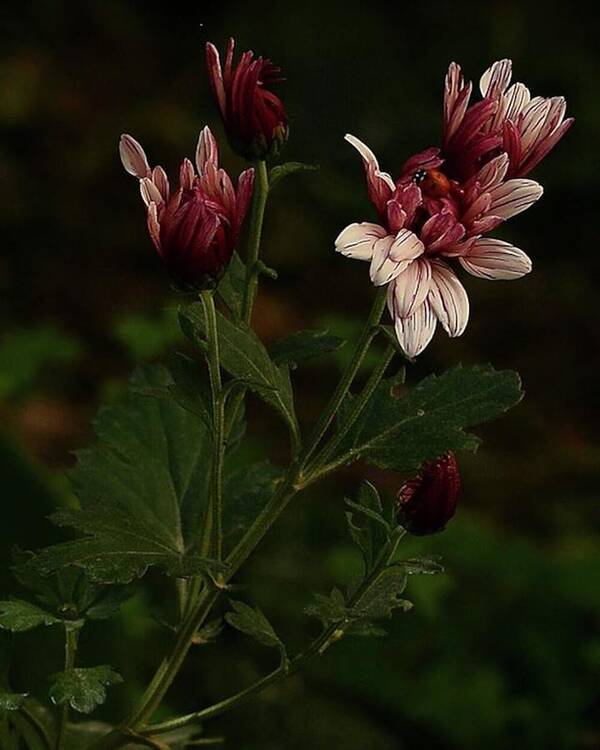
[336,59,573,357]
[119,127,254,289]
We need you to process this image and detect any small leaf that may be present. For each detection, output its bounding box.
[345,482,390,573]
[225,600,286,662]
[0,692,28,711]
[270,329,345,368]
[192,617,223,645]
[181,304,299,436]
[269,161,318,190]
[354,566,410,620]
[49,666,122,714]
[217,252,246,318]
[0,600,60,632]
[85,588,132,620]
[304,588,350,627]
[402,556,445,575]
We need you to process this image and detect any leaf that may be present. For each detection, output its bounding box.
[225,600,286,663]
[304,588,350,627]
[269,161,319,190]
[29,365,218,584]
[402,556,445,576]
[0,692,27,711]
[353,566,411,620]
[181,304,299,436]
[192,617,223,645]
[0,600,60,632]
[270,329,346,368]
[49,666,122,714]
[223,462,284,553]
[217,252,246,319]
[345,482,390,573]
[335,365,523,473]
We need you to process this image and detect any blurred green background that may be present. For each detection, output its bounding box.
[1,1,598,748]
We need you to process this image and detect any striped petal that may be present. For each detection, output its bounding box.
[394,300,437,358]
[488,179,543,219]
[429,260,469,337]
[196,126,219,174]
[370,236,411,285]
[480,59,512,99]
[389,228,425,263]
[140,177,163,207]
[459,238,532,280]
[119,134,151,178]
[335,222,388,261]
[389,258,432,318]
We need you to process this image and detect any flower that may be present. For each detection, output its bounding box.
[336,59,573,357]
[119,128,254,289]
[396,452,461,535]
[205,38,288,160]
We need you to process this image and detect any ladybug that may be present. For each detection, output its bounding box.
[413,168,451,198]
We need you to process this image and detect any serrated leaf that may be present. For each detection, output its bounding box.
[0,692,27,711]
[223,462,284,553]
[345,482,390,573]
[28,365,217,584]
[304,588,350,627]
[0,600,60,632]
[335,365,523,473]
[182,304,299,436]
[49,666,122,714]
[402,556,445,575]
[161,352,212,428]
[217,252,246,318]
[354,566,410,620]
[225,600,286,662]
[270,329,345,367]
[269,161,318,189]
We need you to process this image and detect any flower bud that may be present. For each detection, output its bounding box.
[205,38,288,160]
[396,452,460,535]
[119,127,254,290]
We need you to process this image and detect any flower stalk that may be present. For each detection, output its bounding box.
[241,160,270,324]
[55,624,80,750]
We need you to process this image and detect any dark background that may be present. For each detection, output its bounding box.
[1,1,599,748]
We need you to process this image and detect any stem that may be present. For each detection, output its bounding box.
[305,343,395,476]
[200,289,225,563]
[299,286,388,468]
[145,528,407,736]
[241,160,269,324]
[56,625,79,750]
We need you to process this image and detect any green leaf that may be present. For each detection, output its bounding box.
[0,600,60,632]
[335,365,523,473]
[182,304,299,436]
[49,666,122,714]
[29,365,219,584]
[402,556,445,575]
[353,566,411,620]
[270,329,346,368]
[217,252,247,319]
[192,617,223,645]
[304,588,350,627]
[269,161,319,190]
[223,462,284,554]
[225,600,287,663]
[0,692,27,711]
[345,482,390,573]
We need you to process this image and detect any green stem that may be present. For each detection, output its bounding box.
[200,289,225,563]
[56,625,79,750]
[241,160,269,324]
[145,528,406,736]
[305,343,395,477]
[299,286,388,469]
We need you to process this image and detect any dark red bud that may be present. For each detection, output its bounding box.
[396,452,461,535]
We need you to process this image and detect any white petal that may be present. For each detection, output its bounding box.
[394,300,437,358]
[479,59,512,98]
[344,134,395,190]
[459,238,532,280]
[196,126,219,174]
[151,166,169,202]
[140,177,163,207]
[390,258,432,318]
[520,98,552,152]
[335,222,387,261]
[429,261,469,337]
[473,153,509,192]
[119,134,151,178]
[389,228,425,263]
[146,202,161,252]
[504,82,531,120]
[370,236,411,286]
[488,179,543,219]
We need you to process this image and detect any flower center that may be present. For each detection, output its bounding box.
[414,168,452,199]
